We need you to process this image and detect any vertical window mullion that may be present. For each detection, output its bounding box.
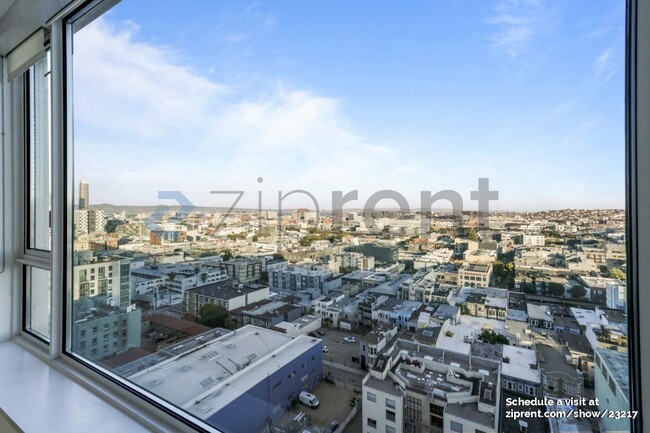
[49,19,70,360]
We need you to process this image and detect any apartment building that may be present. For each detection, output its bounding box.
[269,264,333,292]
[457,262,493,288]
[73,209,107,236]
[73,258,132,309]
[537,344,584,399]
[328,251,376,272]
[362,339,500,433]
[219,257,264,284]
[71,299,141,362]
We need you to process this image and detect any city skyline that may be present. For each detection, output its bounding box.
[74,0,625,211]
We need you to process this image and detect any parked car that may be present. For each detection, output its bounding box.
[299,391,320,409]
[323,421,340,433]
[322,345,329,353]
[316,330,326,337]
[343,336,356,343]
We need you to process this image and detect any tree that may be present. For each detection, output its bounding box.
[520,281,535,294]
[478,329,509,345]
[570,285,587,299]
[467,228,478,242]
[339,266,359,274]
[493,258,515,289]
[199,304,229,328]
[272,253,285,261]
[608,268,627,281]
[200,273,208,285]
[221,249,233,261]
[457,303,471,315]
[547,282,565,297]
[252,235,259,242]
[167,272,177,285]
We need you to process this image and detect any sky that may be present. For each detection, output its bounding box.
[73,0,626,212]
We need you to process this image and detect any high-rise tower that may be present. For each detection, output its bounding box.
[79,180,89,209]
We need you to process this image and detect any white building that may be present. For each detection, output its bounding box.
[73,259,131,308]
[363,339,501,433]
[74,209,106,236]
[522,234,545,247]
[594,349,630,433]
[605,280,627,311]
[457,263,493,288]
[327,251,375,272]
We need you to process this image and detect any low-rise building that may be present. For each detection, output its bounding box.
[527,303,554,329]
[537,343,583,399]
[184,282,269,314]
[129,325,322,433]
[458,262,493,288]
[241,301,302,329]
[272,314,322,337]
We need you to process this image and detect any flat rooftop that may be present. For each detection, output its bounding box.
[485,297,507,308]
[445,402,495,428]
[502,345,541,384]
[396,362,472,397]
[537,344,580,379]
[527,303,553,321]
[570,307,600,327]
[461,263,491,272]
[188,282,268,300]
[597,349,629,397]
[129,325,320,418]
[364,376,403,397]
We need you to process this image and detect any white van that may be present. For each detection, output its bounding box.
[298,391,320,408]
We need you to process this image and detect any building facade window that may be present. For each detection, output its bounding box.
[450,420,463,433]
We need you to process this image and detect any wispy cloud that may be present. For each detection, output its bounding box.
[74,18,414,208]
[486,0,554,60]
[593,48,615,86]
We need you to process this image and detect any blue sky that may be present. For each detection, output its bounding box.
[73,0,625,211]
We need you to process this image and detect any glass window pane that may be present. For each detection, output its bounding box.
[68,1,629,433]
[27,52,52,251]
[25,266,51,341]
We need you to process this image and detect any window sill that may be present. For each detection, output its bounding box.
[0,340,151,433]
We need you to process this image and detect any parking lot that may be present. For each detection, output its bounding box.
[296,382,356,432]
